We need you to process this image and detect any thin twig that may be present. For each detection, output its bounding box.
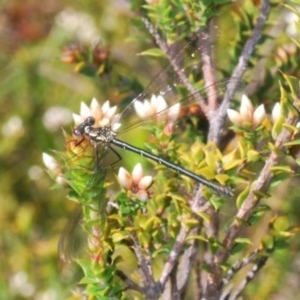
[170,260,180,300]
[229,254,270,300]
[218,249,259,291]
[177,227,200,295]
[220,284,234,300]
[116,270,144,293]
[208,0,271,143]
[142,17,210,114]
[199,26,218,112]
[159,225,189,287]
[128,218,161,299]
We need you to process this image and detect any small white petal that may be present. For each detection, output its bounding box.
[168,103,181,122]
[106,106,117,119]
[138,175,153,190]
[56,175,67,185]
[118,167,132,190]
[136,190,149,202]
[156,95,168,113]
[240,94,253,122]
[132,163,143,184]
[102,100,110,114]
[99,118,110,126]
[134,101,146,119]
[150,95,158,106]
[253,104,266,127]
[227,109,242,126]
[80,102,92,118]
[42,153,59,172]
[241,94,254,111]
[112,122,121,131]
[90,97,101,110]
[90,98,103,120]
[272,102,281,123]
[72,113,83,125]
[136,100,153,119]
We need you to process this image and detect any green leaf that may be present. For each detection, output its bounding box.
[215,174,230,185]
[183,218,200,228]
[236,185,250,209]
[285,139,300,147]
[137,231,151,246]
[272,215,290,231]
[169,192,187,202]
[205,151,220,169]
[197,166,215,179]
[270,172,292,187]
[153,247,170,257]
[144,216,160,231]
[269,165,293,174]
[208,238,224,254]
[234,237,252,245]
[186,235,207,242]
[261,235,275,250]
[139,48,165,57]
[111,231,129,243]
[231,242,248,255]
[196,211,211,223]
[247,150,260,162]
[281,73,299,101]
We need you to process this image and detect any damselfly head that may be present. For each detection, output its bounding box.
[84,116,96,126]
[72,117,95,137]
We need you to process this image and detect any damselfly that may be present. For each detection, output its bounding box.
[72,32,242,197]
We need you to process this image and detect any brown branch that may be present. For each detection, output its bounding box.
[208,0,271,143]
[177,227,200,296]
[228,253,270,300]
[159,225,189,287]
[218,249,259,291]
[128,218,161,299]
[170,260,180,300]
[199,25,218,112]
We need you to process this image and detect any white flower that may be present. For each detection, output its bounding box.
[42,153,66,185]
[227,94,266,128]
[253,104,266,128]
[272,102,281,123]
[118,163,153,202]
[73,98,120,131]
[2,116,24,137]
[134,94,180,123]
[43,106,72,132]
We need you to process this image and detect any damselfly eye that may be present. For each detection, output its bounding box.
[85,116,95,126]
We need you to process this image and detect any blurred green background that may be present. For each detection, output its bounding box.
[0,1,138,299]
[1,0,300,299]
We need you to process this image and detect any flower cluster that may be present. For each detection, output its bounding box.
[227,94,266,129]
[73,98,120,131]
[134,94,180,124]
[118,163,153,202]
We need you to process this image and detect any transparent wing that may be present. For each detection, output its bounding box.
[58,205,84,262]
[113,31,209,127]
[112,30,244,133]
[119,78,245,134]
